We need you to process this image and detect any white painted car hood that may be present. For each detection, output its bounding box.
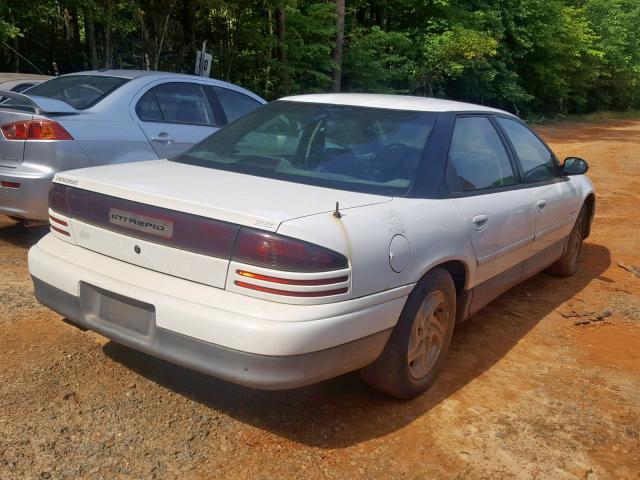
[55,159,391,231]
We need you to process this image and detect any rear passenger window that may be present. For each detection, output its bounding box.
[496,117,557,183]
[151,82,214,125]
[135,90,163,122]
[447,117,516,192]
[213,87,261,122]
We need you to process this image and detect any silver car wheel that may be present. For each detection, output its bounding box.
[407,290,449,379]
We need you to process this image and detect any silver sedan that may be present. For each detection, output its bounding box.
[0,70,265,224]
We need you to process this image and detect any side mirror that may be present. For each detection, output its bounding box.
[561,157,589,176]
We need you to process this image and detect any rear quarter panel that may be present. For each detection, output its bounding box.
[55,77,164,167]
[59,117,158,166]
[277,197,476,299]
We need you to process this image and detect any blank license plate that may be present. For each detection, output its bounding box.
[81,283,155,336]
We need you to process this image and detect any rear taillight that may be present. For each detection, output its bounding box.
[231,228,348,272]
[1,122,27,140]
[48,183,70,215]
[234,281,348,297]
[236,270,348,285]
[1,120,73,140]
[49,210,72,238]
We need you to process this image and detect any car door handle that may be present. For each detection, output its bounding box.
[472,214,489,230]
[150,132,175,144]
[536,199,547,210]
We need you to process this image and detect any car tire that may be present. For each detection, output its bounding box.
[547,205,588,277]
[360,268,456,399]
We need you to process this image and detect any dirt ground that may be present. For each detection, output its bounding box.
[1,119,639,480]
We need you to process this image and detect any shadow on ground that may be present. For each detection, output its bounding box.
[102,242,611,448]
[0,217,49,249]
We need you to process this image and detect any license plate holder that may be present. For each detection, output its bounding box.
[80,283,155,337]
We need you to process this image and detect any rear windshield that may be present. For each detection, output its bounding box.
[174,101,436,196]
[13,75,128,110]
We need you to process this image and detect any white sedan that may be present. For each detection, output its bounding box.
[28,94,595,398]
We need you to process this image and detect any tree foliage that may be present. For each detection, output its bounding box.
[1,0,639,115]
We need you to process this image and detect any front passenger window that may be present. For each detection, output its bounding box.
[447,117,515,192]
[497,117,557,183]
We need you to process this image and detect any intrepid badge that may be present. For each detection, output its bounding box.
[109,208,174,238]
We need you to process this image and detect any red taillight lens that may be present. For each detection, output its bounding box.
[236,270,348,285]
[49,214,68,226]
[50,224,71,237]
[1,122,27,140]
[232,228,348,272]
[1,181,21,188]
[234,281,348,297]
[1,120,73,140]
[28,120,73,140]
[48,183,69,215]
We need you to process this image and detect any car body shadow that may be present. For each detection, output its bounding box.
[103,242,610,449]
[0,216,49,249]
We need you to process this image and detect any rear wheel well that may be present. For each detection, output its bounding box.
[429,260,467,294]
[583,194,595,238]
[416,260,469,323]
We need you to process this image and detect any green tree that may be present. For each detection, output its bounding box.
[585,0,640,109]
[0,0,638,115]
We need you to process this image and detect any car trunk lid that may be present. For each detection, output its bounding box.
[0,91,77,168]
[55,159,391,230]
[52,159,390,287]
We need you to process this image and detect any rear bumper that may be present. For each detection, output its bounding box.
[29,235,411,389]
[33,277,392,389]
[0,168,52,221]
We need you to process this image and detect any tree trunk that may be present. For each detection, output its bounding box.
[375,1,385,29]
[331,0,345,93]
[71,7,82,52]
[276,6,288,94]
[85,7,99,69]
[65,7,83,69]
[154,1,177,70]
[138,7,150,70]
[104,23,112,69]
[63,8,73,42]
[180,0,197,71]
[13,37,20,72]
[104,0,113,69]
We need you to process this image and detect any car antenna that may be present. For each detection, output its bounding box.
[333,201,342,219]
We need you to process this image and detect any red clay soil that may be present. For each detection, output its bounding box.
[0,119,639,479]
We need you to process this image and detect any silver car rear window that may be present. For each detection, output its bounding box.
[15,75,129,110]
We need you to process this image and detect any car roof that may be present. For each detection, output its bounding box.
[280,93,514,115]
[63,69,196,80]
[57,69,265,103]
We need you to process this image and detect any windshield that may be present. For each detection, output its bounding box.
[174,101,436,196]
[13,75,128,110]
